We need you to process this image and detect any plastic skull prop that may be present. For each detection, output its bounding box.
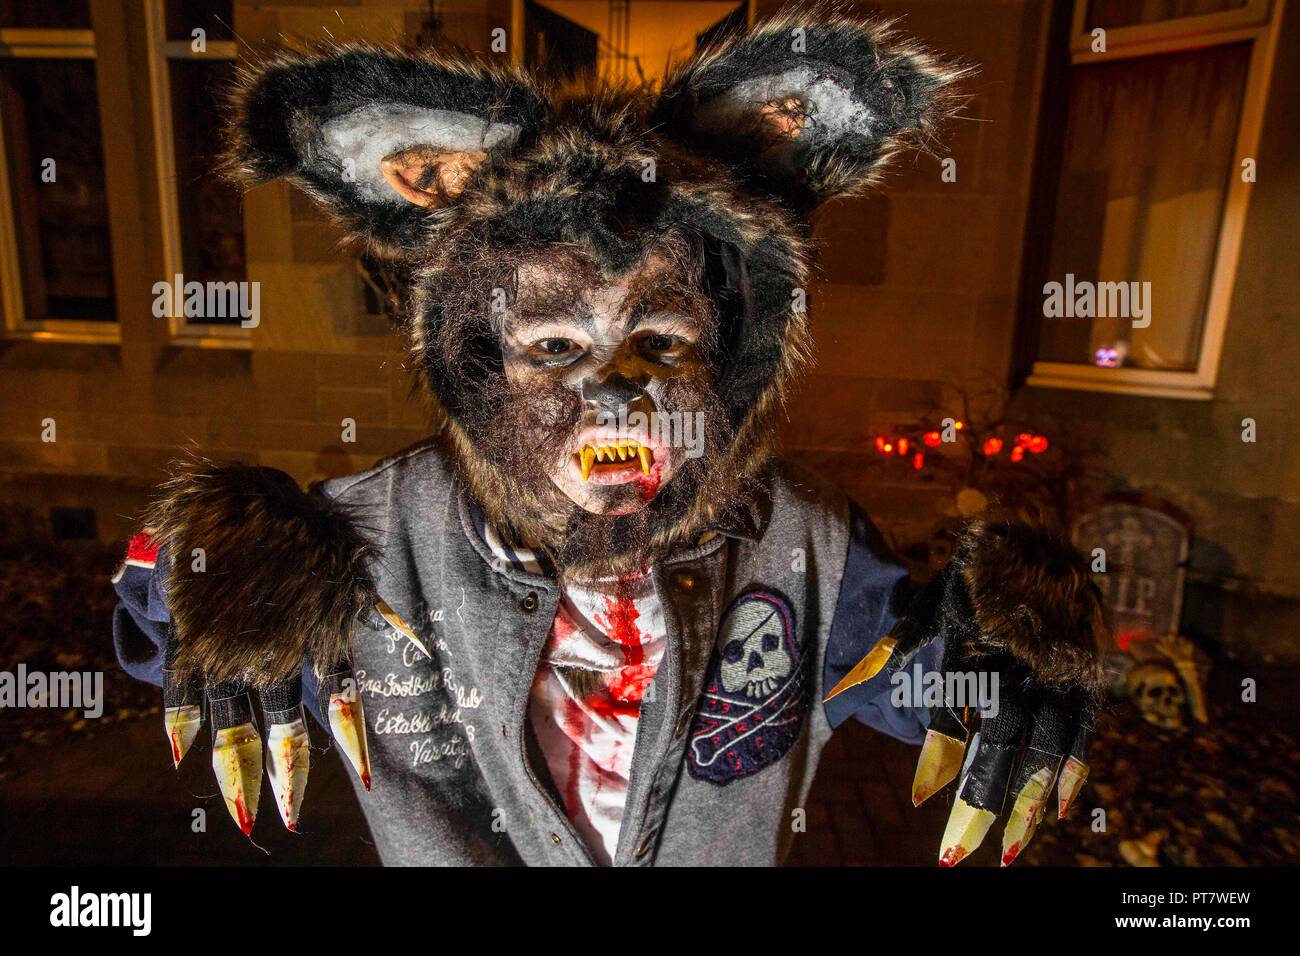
[719,601,792,699]
[1128,663,1186,731]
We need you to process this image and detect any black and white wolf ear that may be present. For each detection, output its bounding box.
[655,14,967,210]
[224,46,548,253]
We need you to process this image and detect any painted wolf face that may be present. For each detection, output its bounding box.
[224,13,960,577]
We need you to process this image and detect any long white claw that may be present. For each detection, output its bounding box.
[328,688,372,791]
[938,794,996,867]
[1057,756,1090,818]
[164,704,202,769]
[1000,765,1056,866]
[376,600,430,659]
[265,716,311,831]
[213,721,262,836]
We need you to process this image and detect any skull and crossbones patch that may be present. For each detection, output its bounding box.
[687,591,807,785]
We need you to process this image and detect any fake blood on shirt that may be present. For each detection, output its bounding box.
[527,572,667,865]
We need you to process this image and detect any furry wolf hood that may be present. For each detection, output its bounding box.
[222,9,965,579]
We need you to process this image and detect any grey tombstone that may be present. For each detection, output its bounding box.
[1072,502,1190,647]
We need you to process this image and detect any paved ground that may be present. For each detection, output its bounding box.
[1,715,380,866]
[0,704,941,866]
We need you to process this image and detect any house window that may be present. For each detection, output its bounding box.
[1025,0,1281,400]
[0,5,119,343]
[144,0,248,347]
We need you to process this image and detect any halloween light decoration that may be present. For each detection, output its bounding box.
[870,419,1051,472]
[1094,343,1126,367]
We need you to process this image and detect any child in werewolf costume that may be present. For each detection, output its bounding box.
[112,13,1106,867]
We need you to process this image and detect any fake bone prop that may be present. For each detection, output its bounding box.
[1128,663,1187,731]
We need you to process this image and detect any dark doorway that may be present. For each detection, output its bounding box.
[525,1,599,83]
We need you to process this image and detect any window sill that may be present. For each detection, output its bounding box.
[0,29,96,57]
[168,321,253,350]
[4,324,121,346]
[1027,363,1214,401]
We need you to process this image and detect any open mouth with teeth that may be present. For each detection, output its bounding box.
[577,439,654,481]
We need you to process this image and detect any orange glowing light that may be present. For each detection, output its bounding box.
[923,431,942,448]
[982,437,1003,457]
[1011,446,1025,462]
[912,452,924,470]
[898,438,909,456]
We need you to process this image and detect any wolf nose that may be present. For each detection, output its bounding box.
[581,372,644,410]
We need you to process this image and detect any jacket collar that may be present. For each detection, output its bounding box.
[460,478,770,580]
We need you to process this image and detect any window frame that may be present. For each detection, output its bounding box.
[1069,0,1273,53]
[1027,0,1284,401]
[143,0,248,349]
[0,24,121,344]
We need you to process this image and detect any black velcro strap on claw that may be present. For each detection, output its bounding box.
[930,703,968,741]
[959,678,1028,812]
[161,634,202,706]
[260,678,304,726]
[1026,696,1074,760]
[162,671,201,708]
[162,635,201,707]
[960,740,1019,812]
[978,676,1028,745]
[1067,701,1097,762]
[1012,699,1073,793]
[207,680,254,730]
[260,678,301,711]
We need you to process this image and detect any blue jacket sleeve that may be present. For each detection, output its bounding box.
[822,500,942,745]
[111,545,172,688]
[111,542,323,724]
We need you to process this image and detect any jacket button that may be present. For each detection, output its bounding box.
[550,832,562,846]
[635,830,657,859]
[521,592,539,612]
[670,570,695,594]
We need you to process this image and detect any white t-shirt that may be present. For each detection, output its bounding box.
[527,572,665,865]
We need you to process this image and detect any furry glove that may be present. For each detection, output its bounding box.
[826,517,1109,866]
[146,461,385,834]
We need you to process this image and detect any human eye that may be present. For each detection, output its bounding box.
[634,328,693,365]
[527,337,584,367]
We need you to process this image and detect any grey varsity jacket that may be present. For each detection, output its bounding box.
[113,440,940,866]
